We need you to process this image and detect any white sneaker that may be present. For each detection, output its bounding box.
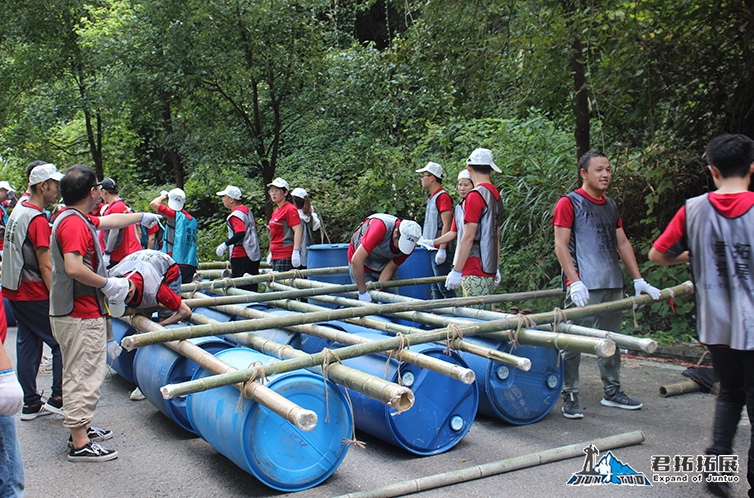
[129,388,146,401]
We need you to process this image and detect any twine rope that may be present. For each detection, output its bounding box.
[444,323,464,355]
[320,348,366,448]
[236,362,266,413]
[385,333,410,386]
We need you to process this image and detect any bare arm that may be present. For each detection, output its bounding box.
[616,228,642,279]
[437,210,452,249]
[452,222,477,273]
[159,302,191,326]
[149,194,166,212]
[36,247,52,291]
[648,247,690,266]
[379,260,399,282]
[292,224,302,250]
[433,229,458,247]
[554,225,579,283]
[350,245,369,293]
[97,213,143,230]
[63,252,107,288]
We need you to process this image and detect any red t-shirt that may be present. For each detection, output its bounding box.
[55,209,103,319]
[127,264,182,312]
[653,192,754,252]
[99,199,141,262]
[4,202,51,302]
[269,202,300,260]
[347,218,409,273]
[432,188,453,214]
[461,184,501,277]
[228,205,250,259]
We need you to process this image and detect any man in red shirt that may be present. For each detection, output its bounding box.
[553,150,659,420]
[443,148,503,308]
[348,214,422,302]
[98,178,142,268]
[2,164,65,421]
[49,164,159,462]
[416,162,455,299]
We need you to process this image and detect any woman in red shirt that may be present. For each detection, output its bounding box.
[266,178,302,272]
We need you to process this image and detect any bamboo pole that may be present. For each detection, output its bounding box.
[334,430,646,498]
[179,266,352,293]
[187,312,415,411]
[195,269,232,280]
[158,282,693,398]
[550,322,658,354]
[123,315,318,431]
[659,380,701,397]
[197,261,231,270]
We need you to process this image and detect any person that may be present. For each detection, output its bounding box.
[215,185,262,292]
[416,162,455,299]
[98,178,142,268]
[149,188,198,283]
[649,133,754,498]
[49,163,159,462]
[440,149,503,308]
[0,181,16,260]
[0,295,24,496]
[107,249,191,326]
[421,170,474,270]
[348,214,422,302]
[266,178,302,272]
[291,187,320,269]
[2,164,65,421]
[553,149,660,420]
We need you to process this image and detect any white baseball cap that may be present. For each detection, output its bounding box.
[29,164,64,185]
[466,148,501,173]
[397,220,422,255]
[107,280,131,318]
[0,181,15,193]
[267,178,290,191]
[216,185,242,200]
[291,187,308,199]
[457,170,471,181]
[167,188,186,211]
[416,162,443,179]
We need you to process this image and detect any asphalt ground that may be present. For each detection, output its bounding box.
[9,324,750,498]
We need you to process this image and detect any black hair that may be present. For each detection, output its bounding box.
[467,164,492,175]
[705,134,754,178]
[576,150,608,185]
[60,164,97,205]
[26,160,49,179]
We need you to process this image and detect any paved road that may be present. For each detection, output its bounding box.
[9,324,748,498]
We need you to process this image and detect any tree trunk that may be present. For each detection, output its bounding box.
[561,0,590,159]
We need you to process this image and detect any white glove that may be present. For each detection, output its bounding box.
[417,237,435,250]
[494,269,501,288]
[101,277,129,300]
[435,248,447,265]
[292,249,301,268]
[102,253,111,268]
[215,242,227,257]
[0,370,23,416]
[107,340,122,361]
[634,278,661,300]
[569,281,589,308]
[358,291,372,303]
[266,252,273,265]
[445,270,462,290]
[160,190,169,197]
[140,212,160,229]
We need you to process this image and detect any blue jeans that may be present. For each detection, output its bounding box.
[430,256,456,299]
[0,414,23,497]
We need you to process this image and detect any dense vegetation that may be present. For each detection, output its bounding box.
[2,0,752,343]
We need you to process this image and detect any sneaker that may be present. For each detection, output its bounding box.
[20,402,52,421]
[129,387,146,401]
[67,426,114,447]
[44,396,64,416]
[704,472,733,498]
[68,442,118,462]
[562,393,584,419]
[38,355,53,374]
[601,390,643,410]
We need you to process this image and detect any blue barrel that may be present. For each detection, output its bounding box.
[189,306,233,324]
[395,246,433,300]
[226,305,332,353]
[187,347,353,491]
[132,335,234,433]
[307,243,351,285]
[460,336,563,425]
[110,319,140,383]
[3,298,16,327]
[317,322,478,455]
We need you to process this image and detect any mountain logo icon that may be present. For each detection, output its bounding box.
[567,446,652,486]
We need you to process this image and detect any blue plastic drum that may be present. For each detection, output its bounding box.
[307,243,351,285]
[132,335,233,433]
[319,322,478,455]
[461,336,563,425]
[189,306,233,324]
[395,246,433,300]
[187,347,353,492]
[228,305,332,353]
[110,318,140,383]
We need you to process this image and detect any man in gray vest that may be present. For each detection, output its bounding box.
[348,214,422,302]
[442,148,503,309]
[650,134,754,498]
[553,150,660,419]
[416,162,455,299]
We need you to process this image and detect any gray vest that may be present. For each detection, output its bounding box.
[227,208,261,261]
[351,214,400,272]
[422,188,449,239]
[2,203,46,292]
[687,193,754,349]
[468,186,503,274]
[299,210,314,267]
[109,250,180,309]
[565,191,624,290]
[50,209,106,317]
[452,202,466,266]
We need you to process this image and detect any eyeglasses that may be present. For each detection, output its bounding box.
[421,173,433,178]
